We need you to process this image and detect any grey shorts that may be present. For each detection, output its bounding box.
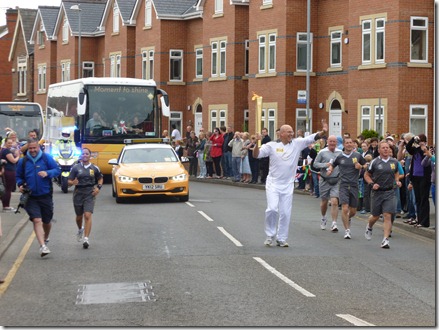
[73,188,96,215]
[338,184,359,208]
[319,178,339,200]
[370,190,395,216]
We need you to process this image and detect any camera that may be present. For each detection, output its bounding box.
[15,183,32,214]
[414,136,420,143]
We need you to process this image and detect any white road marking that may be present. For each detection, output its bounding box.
[198,211,214,222]
[253,257,316,297]
[336,314,375,326]
[217,227,243,247]
[185,202,195,207]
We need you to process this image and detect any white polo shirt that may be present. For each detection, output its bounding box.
[258,133,318,190]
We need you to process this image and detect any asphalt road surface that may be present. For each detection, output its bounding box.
[0,181,435,326]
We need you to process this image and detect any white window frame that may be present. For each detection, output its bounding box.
[195,48,203,78]
[169,49,183,82]
[210,110,218,131]
[113,4,119,33]
[220,41,226,76]
[142,49,154,80]
[38,65,46,92]
[61,61,71,82]
[145,0,152,27]
[219,110,226,127]
[38,25,45,46]
[330,30,342,67]
[296,32,313,72]
[170,111,183,137]
[374,105,385,137]
[409,105,428,135]
[244,40,249,76]
[410,17,428,63]
[82,61,94,78]
[215,0,223,14]
[110,55,115,77]
[263,0,273,4]
[211,41,218,76]
[295,108,312,136]
[361,106,371,132]
[116,55,121,77]
[362,20,371,64]
[62,18,68,43]
[375,19,385,63]
[258,35,266,73]
[17,57,27,95]
[268,33,276,72]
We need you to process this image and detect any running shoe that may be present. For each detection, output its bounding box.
[264,237,273,246]
[330,222,338,232]
[381,238,390,249]
[320,218,327,230]
[344,229,351,239]
[40,245,51,257]
[365,226,373,240]
[83,237,90,249]
[77,228,84,242]
[276,240,289,247]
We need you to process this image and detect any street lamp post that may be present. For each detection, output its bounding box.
[305,0,310,134]
[70,4,81,79]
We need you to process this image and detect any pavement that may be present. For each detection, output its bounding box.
[0,179,435,263]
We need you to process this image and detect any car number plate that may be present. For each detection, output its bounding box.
[143,184,165,190]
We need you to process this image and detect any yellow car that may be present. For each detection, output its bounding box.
[108,143,189,203]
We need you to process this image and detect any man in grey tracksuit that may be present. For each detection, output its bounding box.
[313,135,342,232]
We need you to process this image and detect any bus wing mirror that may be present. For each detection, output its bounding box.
[157,89,170,117]
[77,89,87,115]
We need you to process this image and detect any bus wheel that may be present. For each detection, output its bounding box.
[61,176,69,193]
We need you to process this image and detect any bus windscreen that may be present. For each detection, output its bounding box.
[0,103,43,141]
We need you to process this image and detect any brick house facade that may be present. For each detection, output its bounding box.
[0,9,17,101]
[6,0,435,140]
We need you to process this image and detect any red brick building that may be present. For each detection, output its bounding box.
[5,0,435,140]
[0,8,18,101]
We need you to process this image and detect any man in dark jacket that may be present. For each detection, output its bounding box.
[16,139,60,257]
[259,128,271,184]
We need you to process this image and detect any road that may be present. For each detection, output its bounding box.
[0,182,435,326]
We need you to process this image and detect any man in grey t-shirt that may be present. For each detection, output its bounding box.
[313,135,342,232]
[327,137,366,239]
[363,141,402,249]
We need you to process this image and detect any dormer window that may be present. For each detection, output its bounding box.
[113,4,120,33]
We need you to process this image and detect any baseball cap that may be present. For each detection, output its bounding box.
[386,136,394,141]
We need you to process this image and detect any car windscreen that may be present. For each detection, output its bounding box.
[122,148,178,163]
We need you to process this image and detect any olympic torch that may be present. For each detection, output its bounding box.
[252,92,262,147]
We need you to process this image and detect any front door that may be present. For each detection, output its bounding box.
[329,110,342,137]
[194,113,203,135]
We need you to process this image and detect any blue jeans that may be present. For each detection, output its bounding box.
[221,151,233,177]
[231,157,241,181]
[432,183,436,207]
[395,186,402,213]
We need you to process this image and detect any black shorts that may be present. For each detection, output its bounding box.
[371,190,395,216]
[25,195,54,224]
[73,188,96,215]
[339,184,359,208]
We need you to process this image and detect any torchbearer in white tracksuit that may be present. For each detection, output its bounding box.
[253,123,328,247]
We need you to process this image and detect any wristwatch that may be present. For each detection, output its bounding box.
[97,184,103,190]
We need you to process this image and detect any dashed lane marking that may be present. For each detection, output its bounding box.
[217,227,243,247]
[197,211,214,222]
[185,202,195,207]
[336,314,375,326]
[253,257,316,297]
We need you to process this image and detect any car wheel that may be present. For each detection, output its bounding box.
[116,196,124,203]
[179,194,189,202]
[112,182,116,197]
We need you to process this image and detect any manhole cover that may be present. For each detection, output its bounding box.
[76,281,156,305]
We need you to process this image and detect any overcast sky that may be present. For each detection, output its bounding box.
[0,0,62,26]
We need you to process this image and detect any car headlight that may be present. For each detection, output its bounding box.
[118,175,134,183]
[171,173,187,181]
